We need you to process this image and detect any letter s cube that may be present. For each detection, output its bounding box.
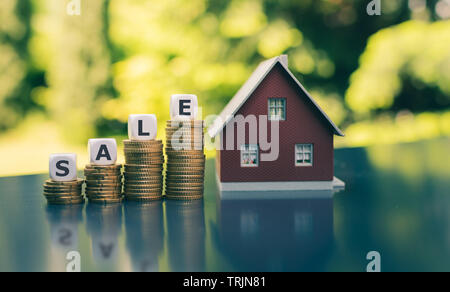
[88,138,117,165]
[128,114,158,141]
[49,154,77,182]
[170,94,198,120]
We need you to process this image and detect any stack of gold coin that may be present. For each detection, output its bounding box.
[123,140,164,201]
[84,164,123,204]
[42,179,85,205]
[165,120,205,200]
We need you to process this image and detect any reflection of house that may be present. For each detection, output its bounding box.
[165,200,206,272]
[209,55,345,192]
[124,202,164,272]
[216,192,334,271]
[86,204,123,271]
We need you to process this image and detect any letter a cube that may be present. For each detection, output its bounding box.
[89,138,117,166]
[49,154,77,182]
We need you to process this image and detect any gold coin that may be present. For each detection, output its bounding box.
[124,165,163,170]
[125,192,162,197]
[125,159,165,164]
[85,182,121,187]
[45,195,82,200]
[85,190,122,195]
[166,165,205,170]
[125,182,162,187]
[166,122,205,127]
[166,164,204,169]
[124,169,163,174]
[89,197,123,204]
[45,179,84,186]
[166,181,204,186]
[124,151,163,155]
[85,174,122,181]
[43,189,82,195]
[43,190,82,196]
[126,196,162,202]
[85,164,122,170]
[165,151,205,156]
[86,193,122,199]
[123,139,162,143]
[47,198,85,205]
[165,194,203,201]
[124,173,162,179]
[165,174,204,179]
[124,171,163,176]
[165,187,203,192]
[85,180,122,185]
[166,172,204,176]
[84,167,122,172]
[165,130,204,135]
[85,186,122,191]
[124,178,162,183]
[43,185,82,190]
[124,171,163,177]
[165,180,205,185]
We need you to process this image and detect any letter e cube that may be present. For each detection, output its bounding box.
[170,94,198,120]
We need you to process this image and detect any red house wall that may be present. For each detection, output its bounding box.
[219,63,334,183]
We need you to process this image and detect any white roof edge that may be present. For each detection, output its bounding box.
[208,56,344,138]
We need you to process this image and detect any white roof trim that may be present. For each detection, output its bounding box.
[208,56,344,138]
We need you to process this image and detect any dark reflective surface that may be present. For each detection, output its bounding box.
[0,138,449,272]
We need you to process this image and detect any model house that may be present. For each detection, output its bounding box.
[208,55,345,192]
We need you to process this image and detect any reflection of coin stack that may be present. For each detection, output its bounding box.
[123,140,164,201]
[84,165,123,204]
[42,179,85,205]
[165,120,205,200]
[125,201,164,272]
[166,200,206,271]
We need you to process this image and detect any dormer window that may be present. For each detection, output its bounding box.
[268,98,286,121]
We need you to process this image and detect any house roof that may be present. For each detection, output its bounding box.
[208,55,345,138]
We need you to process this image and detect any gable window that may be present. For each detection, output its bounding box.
[268,98,286,121]
[295,144,313,166]
[241,145,259,167]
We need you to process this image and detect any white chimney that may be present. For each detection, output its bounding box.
[280,55,289,67]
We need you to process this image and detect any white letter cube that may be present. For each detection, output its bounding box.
[128,114,157,141]
[49,154,78,182]
[89,138,117,165]
[170,94,198,120]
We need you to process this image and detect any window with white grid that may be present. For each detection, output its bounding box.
[241,145,259,167]
[268,98,286,121]
[295,144,313,166]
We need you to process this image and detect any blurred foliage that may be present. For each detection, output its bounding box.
[0,0,449,175]
[346,20,450,116]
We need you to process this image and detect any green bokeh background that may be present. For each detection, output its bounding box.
[0,0,449,176]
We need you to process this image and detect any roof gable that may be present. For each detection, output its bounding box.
[208,55,344,137]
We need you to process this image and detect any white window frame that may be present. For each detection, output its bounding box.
[295,144,313,167]
[268,98,286,121]
[240,144,259,168]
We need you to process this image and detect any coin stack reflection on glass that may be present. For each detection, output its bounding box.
[43,179,85,205]
[123,114,164,201]
[84,164,123,204]
[165,119,205,200]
